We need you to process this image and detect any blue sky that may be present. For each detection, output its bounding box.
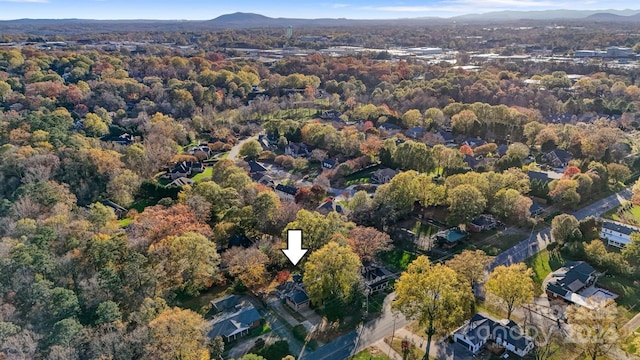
[0,0,639,20]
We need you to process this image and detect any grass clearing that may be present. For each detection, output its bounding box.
[349,347,391,360]
[192,167,213,182]
[379,247,418,272]
[606,203,640,226]
[129,199,156,213]
[596,274,640,319]
[384,336,428,360]
[118,218,132,227]
[524,249,566,294]
[470,233,526,256]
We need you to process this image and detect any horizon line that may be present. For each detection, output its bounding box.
[1,8,640,22]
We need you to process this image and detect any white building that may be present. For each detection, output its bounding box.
[453,314,534,357]
[607,46,634,58]
[601,220,640,248]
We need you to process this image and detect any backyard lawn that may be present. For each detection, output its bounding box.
[379,247,418,272]
[192,167,213,182]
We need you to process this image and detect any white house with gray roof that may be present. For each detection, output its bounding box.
[601,220,640,248]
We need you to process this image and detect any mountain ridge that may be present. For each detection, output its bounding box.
[2,9,640,34]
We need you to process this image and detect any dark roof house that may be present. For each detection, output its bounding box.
[101,200,127,219]
[468,215,496,232]
[496,144,508,157]
[247,160,268,174]
[361,264,397,293]
[435,130,455,144]
[316,198,348,215]
[406,127,426,139]
[208,305,262,342]
[378,123,402,132]
[285,288,310,310]
[545,261,599,306]
[543,149,573,168]
[322,158,338,169]
[371,168,398,184]
[464,138,487,149]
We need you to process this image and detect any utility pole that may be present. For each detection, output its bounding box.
[388,315,397,359]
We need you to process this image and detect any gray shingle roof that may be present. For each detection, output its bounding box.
[602,220,640,236]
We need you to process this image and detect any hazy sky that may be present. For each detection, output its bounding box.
[1,0,639,20]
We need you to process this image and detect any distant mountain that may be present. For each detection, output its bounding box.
[585,12,640,22]
[2,9,640,34]
[210,12,276,26]
[205,12,438,29]
[451,9,640,21]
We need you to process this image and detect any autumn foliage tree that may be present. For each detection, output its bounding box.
[130,204,212,245]
[303,241,362,307]
[222,247,270,289]
[485,263,535,319]
[148,232,221,296]
[346,226,392,263]
[459,144,473,157]
[145,307,211,360]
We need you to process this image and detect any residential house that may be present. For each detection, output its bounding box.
[453,313,534,357]
[211,294,241,313]
[208,303,262,342]
[378,122,402,133]
[251,172,274,187]
[496,144,508,157]
[285,288,310,311]
[434,228,468,249]
[167,177,195,187]
[102,133,135,145]
[463,154,480,169]
[547,113,574,124]
[542,149,573,168]
[361,264,397,294]
[463,138,487,149]
[527,170,562,185]
[247,160,268,174]
[169,161,204,180]
[545,261,604,308]
[529,200,545,217]
[467,215,496,232]
[316,198,348,215]
[275,184,298,202]
[322,158,338,170]
[320,110,342,120]
[406,127,425,139]
[601,220,640,248]
[101,200,127,219]
[284,143,310,158]
[371,168,398,184]
[435,130,455,146]
[189,144,212,159]
[257,134,275,151]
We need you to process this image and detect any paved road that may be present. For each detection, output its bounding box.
[301,293,410,360]
[227,135,259,160]
[491,187,632,269]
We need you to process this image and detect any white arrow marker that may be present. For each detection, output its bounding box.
[282,229,308,266]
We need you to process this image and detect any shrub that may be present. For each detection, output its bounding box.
[292,324,307,342]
